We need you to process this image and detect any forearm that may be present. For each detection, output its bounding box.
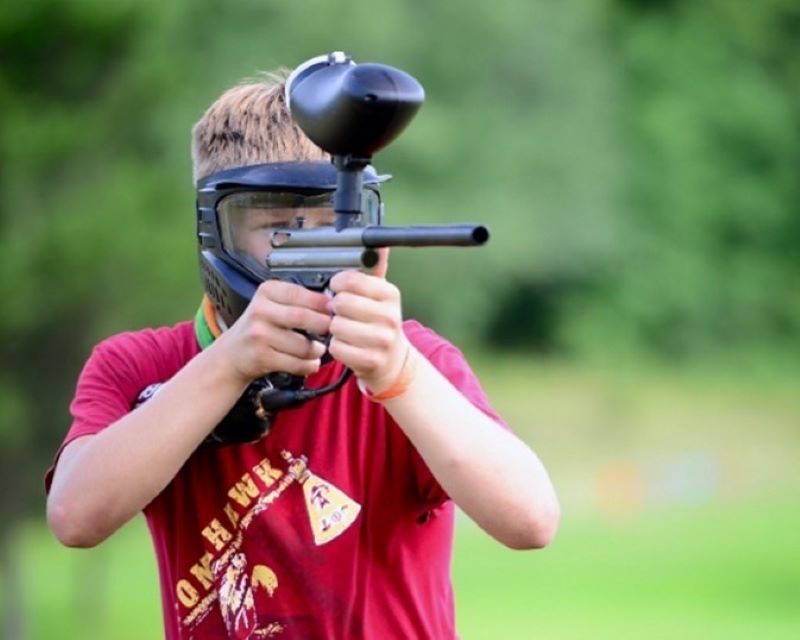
[383,349,560,549]
[47,338,248,547]
[49,282,332,548]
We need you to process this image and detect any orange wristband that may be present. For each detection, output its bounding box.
[360,346,419,402]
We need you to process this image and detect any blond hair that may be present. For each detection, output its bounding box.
[191,71,327,184]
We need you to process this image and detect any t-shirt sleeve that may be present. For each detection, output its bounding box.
[407,334,509,508]
[44,337,147,493]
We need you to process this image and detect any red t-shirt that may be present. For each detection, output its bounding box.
[47,319,505,639]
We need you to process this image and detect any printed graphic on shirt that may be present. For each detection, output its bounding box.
[216,553,257,638]
[302,470,361,546]
[216,553,283,639]
[177,450,361,637]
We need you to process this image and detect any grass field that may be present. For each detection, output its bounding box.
[10,358,800,638]
[454,499,800,639]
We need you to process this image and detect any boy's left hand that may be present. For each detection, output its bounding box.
[327,269,410,395]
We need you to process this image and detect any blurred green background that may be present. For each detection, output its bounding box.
[1,0,799,638]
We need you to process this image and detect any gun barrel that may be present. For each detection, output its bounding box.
[271,224,489,249]
[267,248,379,270]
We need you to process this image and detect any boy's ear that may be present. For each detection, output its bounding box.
[374,247,390,279]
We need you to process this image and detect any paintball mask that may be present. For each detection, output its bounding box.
[197,161,387,328]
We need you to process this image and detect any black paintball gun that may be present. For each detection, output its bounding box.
[200,51,489,444]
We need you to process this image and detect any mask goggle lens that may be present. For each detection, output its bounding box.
[218,189,381,280]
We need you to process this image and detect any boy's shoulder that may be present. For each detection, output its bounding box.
[90,320,199,372]
[94,319,196,349]
[403,319,441,352]
[403,318,502,425]
[403,319,457,357]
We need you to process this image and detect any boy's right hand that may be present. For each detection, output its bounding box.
[216,280,332,382]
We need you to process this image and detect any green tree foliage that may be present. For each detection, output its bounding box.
[0,0,151,521]
[0,3,173,634]
[567,0,800,359]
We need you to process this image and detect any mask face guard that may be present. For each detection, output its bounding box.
[196,161,388,327]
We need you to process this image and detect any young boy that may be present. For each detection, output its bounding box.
[46,72,559,639]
